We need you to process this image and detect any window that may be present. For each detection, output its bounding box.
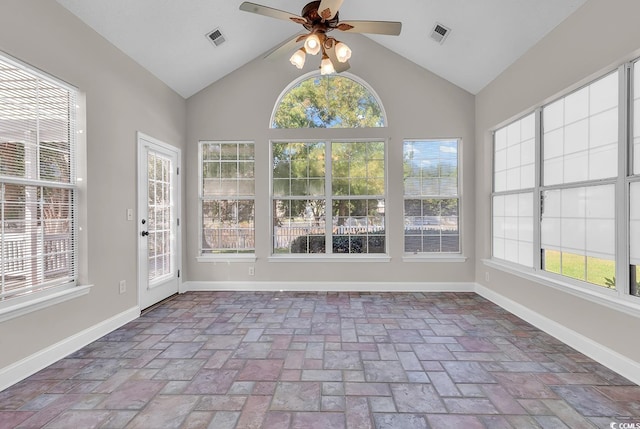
[541,185,615,286]
[492,113,535,267]
[0,53,78,301]
[403,140,460,254]
[632,59,640,296]
[271,74,384,129]
[541,72,618,289]
[199,141,255,256]
[542,72,618,186]
[630,183,640,297]
[490,65,640,300]
[272,140,385,255]
[633,61,640,175]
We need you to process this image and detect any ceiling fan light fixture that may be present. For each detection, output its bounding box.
[304,34,322,55]
[239,1,401,75]
[290,48,306,69]
[335,41,351,62]
[320,53,336,75]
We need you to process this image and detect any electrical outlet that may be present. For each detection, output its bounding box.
[485,272,490,283]
[119,280,126,294]
[248,266,255,276]
[126,208,133,221]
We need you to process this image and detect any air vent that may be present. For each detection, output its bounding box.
[430,23,451,44]
[206,28,226,47]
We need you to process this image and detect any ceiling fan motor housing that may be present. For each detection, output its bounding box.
[301,0,340,32]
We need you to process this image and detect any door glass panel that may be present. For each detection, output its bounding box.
[147,151,173,283]
[634,61,640,174]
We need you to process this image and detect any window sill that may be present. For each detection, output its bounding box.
[403,254,467,263]
[0,284,93,323]
[197,255,257,263]
[268,255,391,263]
[482,258,640,317]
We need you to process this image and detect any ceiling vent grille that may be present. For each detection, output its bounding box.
[430,23,451,44]
[206,28,226,46]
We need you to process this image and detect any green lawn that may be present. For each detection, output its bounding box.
[543,250,615,289]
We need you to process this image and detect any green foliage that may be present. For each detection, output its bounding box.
[289,231,385,254]
[272,75,384,129]
[331,141,384,197]
[604,275,640,292]
[289,234,326,253]
[272,140,385,227]
[272,141,326,223]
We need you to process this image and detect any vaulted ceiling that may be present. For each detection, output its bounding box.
[56,0,587,99]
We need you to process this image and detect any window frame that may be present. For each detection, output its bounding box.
[628,58,640,298]
[488,61,640,309]
[0,51,90,321]
[197,140,256,263]
[402,138,464,260]
[269,138,390,262]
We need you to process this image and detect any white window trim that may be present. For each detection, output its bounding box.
[268,255,391,263]
[483,258,640,317]
[197,255,257,263]
[0,283,92,323]
[402,254,467,263]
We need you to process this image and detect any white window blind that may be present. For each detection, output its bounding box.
[0,54,77,300]
[494,113,535,192]
[543,72,618,185]
[634,60,640,175]
[492,113,535,267]
[403,139,460,254]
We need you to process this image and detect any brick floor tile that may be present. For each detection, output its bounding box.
[0,291,635,429]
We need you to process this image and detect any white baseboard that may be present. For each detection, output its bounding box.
[0,306,140,392]
[475,283,640,386]
[183,280,476,293]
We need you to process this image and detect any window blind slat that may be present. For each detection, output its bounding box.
[1,54,76,300]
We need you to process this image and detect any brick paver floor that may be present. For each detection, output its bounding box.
[1,291,638,428]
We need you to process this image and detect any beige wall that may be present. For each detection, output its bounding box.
[5,0,637,384]
[0,0,186,367]
[475,0,640,363]
[186,33,476,285]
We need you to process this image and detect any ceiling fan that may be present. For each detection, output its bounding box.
[239,0,402,75]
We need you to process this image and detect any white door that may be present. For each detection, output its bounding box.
[137,132,181,310]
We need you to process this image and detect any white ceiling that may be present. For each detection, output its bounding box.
[56,0,587,99]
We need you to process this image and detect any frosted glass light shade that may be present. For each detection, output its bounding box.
[320,56,335,75]
[304,34,321,55]
[335,42,351,62]
[289,49,306,69]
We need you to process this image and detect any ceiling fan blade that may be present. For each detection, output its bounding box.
[239,2,303,23]
[339,20,402,36]
[318,0,344,20]
[325,44,350,73]
[263,34,304,60]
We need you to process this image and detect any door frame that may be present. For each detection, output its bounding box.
[136,131,182,310]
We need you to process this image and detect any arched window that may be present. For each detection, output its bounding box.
[270,73,388,256]
[271,72,386,129]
